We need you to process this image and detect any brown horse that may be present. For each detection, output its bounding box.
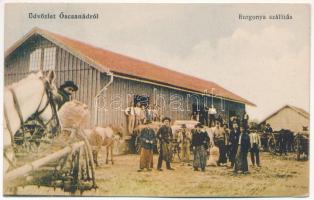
[85,125,123,166]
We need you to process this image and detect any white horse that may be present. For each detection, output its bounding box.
[4,70,58,173]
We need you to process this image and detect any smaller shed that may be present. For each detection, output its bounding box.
[260,105,309,133]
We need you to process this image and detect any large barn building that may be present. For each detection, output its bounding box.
[4,27,255,134]
[260,105,309,133]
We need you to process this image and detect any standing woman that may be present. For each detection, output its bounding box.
[234,126,250,174]
[191,123,209,172]
[138,121,156,172]
[213,121,227,166]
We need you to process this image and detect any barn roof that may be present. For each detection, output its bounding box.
[5,27,255,106]
[260,105,309,124]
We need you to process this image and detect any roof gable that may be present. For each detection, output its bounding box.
[260,105,309,124]
[5,27,255,106]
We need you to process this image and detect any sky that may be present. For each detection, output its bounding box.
[4,3,310,122]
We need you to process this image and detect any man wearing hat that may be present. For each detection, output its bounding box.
[191,123,209,172]
[262,123,273,150]
[229,123,240,168]
[138,120,157,172]
[249,127,261,167]
[157,117,174,171]
[55,80,78,109]
[177,124,192,165]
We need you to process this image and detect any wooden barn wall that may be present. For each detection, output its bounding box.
[5,35,101,127]
[98,75,245,129]
[5,34,245,130]
[265,107,309,133]
[4,35,54,85]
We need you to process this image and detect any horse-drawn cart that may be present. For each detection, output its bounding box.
[4,72,97,195]
[4,102,97,195]
[262,129,294,155]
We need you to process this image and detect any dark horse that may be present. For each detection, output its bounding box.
[277,129,294,155]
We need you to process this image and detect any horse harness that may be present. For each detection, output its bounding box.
[4,77,60,165]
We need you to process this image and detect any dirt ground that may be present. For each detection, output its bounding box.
[13,151,309,197]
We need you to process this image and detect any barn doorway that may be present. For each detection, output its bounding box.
[134,95,150,108]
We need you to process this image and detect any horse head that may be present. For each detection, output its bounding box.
[27,70,59,122]
[109,124,124,140]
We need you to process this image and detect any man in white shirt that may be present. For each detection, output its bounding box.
[177,124,192,164]
[134,102,142,127]
[249,127,261,167]
[125,103,135,135]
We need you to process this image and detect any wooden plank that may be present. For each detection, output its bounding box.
[75,57,81,101]
[92,69,97,125]
[55,47,62,87]
[83,62,88,107]
[68,53,73,81]
[72,56,77,99]
[64,51,70,82]
[88,68,93,126]
[60,49,66,86]
[79,60,84,103]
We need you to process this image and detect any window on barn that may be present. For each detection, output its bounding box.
[29,49,42,71]
[43,47,56,71]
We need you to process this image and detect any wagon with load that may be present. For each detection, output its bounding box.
[4,72,97,195]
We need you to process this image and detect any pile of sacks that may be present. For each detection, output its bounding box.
[58,100,90,129]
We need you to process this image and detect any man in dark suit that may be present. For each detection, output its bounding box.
[234,126,251,174]
[229,123,240,168]
[157,117,174,171]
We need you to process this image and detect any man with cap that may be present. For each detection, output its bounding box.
[191,123,209,172]
[157,117,174,171]
[223,123,231,162]
[177,124,192,165]
[229,123,240,168]
[55,80,78,109]
[138,120,157,172]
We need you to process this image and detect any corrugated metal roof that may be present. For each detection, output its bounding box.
[5,27,255,106]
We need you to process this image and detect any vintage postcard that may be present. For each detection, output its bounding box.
[2,2,310,197]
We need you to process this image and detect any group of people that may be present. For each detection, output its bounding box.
[191,108,250,131]
[137,117,174,172]
[125,103,162,135]
[137,116,262,174]
[53,80,263,174]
